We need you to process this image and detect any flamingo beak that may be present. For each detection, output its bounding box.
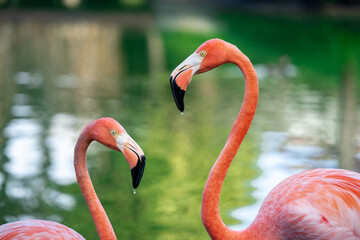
[116,133,146,189]
[131,155,146,189]
[170,53,202,112]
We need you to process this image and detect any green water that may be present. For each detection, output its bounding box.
[0,11,359,239]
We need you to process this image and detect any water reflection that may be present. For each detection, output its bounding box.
[0,11,359,240]
[4,118,43,178]
[46,113,80,185]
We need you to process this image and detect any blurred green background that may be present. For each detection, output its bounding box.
[0,0,359,239]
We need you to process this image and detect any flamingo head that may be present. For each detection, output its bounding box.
[170,39,233,112]
[88,118,146,189]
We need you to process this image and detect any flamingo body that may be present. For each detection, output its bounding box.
[248,169,360,239]
[0,118,146,240]
[169,39,360,239]
[0,220,85,240]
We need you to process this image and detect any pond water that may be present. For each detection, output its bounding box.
[0,10,359,239]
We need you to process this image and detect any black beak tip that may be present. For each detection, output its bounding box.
[131,155,146,189]
[170,76,185,112]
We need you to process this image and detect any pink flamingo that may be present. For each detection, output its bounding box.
[0,117,146,240]
[170,39,360,239]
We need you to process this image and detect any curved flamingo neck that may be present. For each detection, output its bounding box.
[201,47,258,240]
[74,131,117,240]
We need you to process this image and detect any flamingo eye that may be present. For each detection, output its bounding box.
[199,51,207,57]
[110,130,117,136]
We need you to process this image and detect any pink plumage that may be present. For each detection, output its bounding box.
[250,169,360,239]
[0,220,85,240]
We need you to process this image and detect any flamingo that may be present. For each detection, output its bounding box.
[0,117,146,240]
[169,39,360,240]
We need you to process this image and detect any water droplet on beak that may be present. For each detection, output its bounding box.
[181,112,184,116]
[133,189,136,195]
